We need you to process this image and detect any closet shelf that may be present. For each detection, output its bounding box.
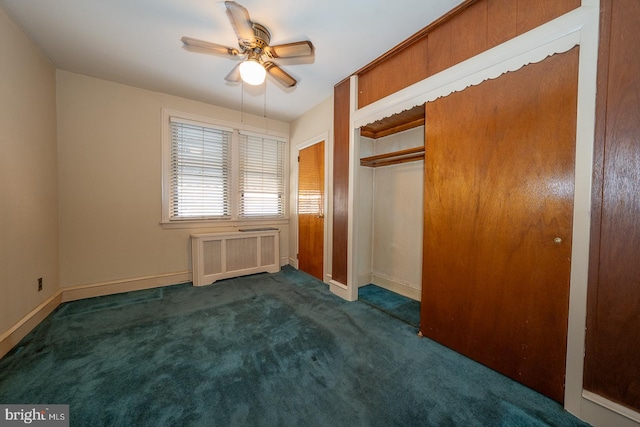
[360,146,425,167]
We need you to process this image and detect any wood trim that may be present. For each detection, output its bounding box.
[584,0,610,395]
[332,79,351,286]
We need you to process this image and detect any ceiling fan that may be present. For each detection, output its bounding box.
[181,1,314,88]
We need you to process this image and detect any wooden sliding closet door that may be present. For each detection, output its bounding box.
[421,48,579,403]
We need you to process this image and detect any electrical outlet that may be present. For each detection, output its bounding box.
[38,277,43,292]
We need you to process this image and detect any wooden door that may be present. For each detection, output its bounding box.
[421,48,579,403]
[298,141,325,280]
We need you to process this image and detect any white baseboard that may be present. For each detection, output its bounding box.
[0,291,62,359]
[357,273,372,287]
[61,271,192,302]
[0,271,192,359]
[329,279,357,301]
[370,274,421,301]
[582,391,640,426]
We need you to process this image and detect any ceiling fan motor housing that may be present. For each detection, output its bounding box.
[251,23,271,49]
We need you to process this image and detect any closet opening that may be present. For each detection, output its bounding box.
[356,105,425,328]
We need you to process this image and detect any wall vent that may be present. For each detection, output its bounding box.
[191,229,280,286]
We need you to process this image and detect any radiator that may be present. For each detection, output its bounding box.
[191,229,280,286]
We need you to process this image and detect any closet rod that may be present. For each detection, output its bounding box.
[360,146,425,167]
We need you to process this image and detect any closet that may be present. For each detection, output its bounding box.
[357,106,425,301]
[422,48,579,404]
[330,0,640,422]
[354,48,579,405]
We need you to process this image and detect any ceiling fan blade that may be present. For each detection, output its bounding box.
[266,41,314,58]
[225,63,242,83]
[264,62,297,88]
[225,1,255,45]
[181,36,240,57]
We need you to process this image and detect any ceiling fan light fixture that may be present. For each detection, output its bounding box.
[183,2,314,88]
[239,59,266,85]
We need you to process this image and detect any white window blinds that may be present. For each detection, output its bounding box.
[169,119,232,219]
[238,132,285,218]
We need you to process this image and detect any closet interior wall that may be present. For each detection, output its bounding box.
[358,127,424,301]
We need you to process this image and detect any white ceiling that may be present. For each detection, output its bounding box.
[1,0,465,122]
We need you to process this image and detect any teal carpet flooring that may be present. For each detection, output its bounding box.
[0,266,589,426]
[358,284,420,327]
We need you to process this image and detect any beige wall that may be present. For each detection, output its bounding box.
[288,96,333,281]
[0,7,59,333]
[56,71,289,288]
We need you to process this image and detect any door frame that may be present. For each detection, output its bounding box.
[294,132,330,283]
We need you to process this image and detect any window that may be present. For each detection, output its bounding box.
[238,132,285,218]
[169,119,232,220]
[162,110,288,225]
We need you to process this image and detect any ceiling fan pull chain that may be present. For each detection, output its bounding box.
[264,83,268,131]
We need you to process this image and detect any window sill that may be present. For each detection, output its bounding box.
[160,218,289,230]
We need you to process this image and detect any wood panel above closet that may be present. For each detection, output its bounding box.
[356,0,580,109]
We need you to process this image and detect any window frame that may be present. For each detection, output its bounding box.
[161,109,289,229]
[237,130,286,219]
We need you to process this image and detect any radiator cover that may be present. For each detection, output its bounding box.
[191,229,280,286]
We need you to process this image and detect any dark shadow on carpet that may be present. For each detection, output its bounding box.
[56,288,164,317]
[358,284,420,327]
[0,266,590,427]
